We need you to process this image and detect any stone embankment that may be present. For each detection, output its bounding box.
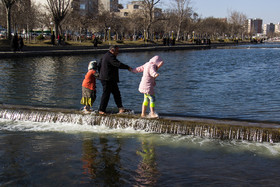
[0,42,249,58]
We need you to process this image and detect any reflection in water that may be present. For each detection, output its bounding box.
[135,139,159,186]
[28,56,83,106]
[0,56,96,107]
[81,136,159,186]
[2,126,280,186]
[81,139,98,181]
[99,137,122,185]
[81,136,122,185]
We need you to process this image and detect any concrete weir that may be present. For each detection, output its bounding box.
[0,104,280,143]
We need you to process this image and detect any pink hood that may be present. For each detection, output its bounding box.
[148,55,164,67]
[132,55,164,95]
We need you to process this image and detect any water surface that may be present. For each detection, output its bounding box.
[1,44,280,122]
[1,44,280,186]
[1,120,280,186]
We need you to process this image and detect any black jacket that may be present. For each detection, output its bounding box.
[98,51,130,82]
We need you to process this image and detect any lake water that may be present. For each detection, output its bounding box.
[1,43,280,186]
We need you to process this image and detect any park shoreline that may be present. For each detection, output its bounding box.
[0,42,251,58]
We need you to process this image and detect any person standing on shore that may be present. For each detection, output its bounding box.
[93,36,98,47]
[51,32,55,45]
[98,45,132,115]
[11,33,18,52]
[18,36,24,51]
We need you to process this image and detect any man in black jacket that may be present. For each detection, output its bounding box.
[98,45,132,114]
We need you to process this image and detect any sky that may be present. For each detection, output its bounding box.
[36,0,280,24]
[119,0,280,24]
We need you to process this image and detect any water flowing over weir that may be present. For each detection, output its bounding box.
[1,104,280,143]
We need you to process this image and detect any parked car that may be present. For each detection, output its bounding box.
[0,31,6,38]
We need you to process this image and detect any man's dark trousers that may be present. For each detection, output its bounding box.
[99,80,123,112]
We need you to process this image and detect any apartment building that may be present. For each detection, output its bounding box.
[119,0,162,18]
[72,0,119,15]
[245,18,263,34]
[119,1,143,17]
[263,23,275,35]
[72,0,99,15]
[274,23,280,33]
[99,0,119,12]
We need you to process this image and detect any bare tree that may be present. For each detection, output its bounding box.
[46,0,71,38]
[228,10,247,39]
[110,14,124,40]
[142,0,161,40]
[11,0,43,36]
[199,17,228,39]
[126,12,145,39]
[0,3,6,29]
[172,0,192,41]
[162,10,176,37]
[1,0,18,39]
[96,11,120,42]
[65,0,99,40]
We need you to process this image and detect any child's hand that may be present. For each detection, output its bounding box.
[155,73,159,78]
[94,72,100,78]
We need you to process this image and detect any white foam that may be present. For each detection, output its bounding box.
[0,119,147,134]
[155,134,280,157]
[2,119,280,157]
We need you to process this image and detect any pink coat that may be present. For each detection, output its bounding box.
[132,56,164,95]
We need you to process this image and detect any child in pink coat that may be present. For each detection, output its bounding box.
[132,55,164,118]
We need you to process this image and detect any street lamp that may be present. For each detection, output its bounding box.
[50,22,55,45]
[108,27,111,45]
[50,22,53,34]
[192,31,195,43]
[144,30,146,43]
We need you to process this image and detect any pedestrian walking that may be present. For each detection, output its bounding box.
[98,45,132,115]
[132,55,164,118]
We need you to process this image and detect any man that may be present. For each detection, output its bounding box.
[11,33,19,52]
[98,45,132,114]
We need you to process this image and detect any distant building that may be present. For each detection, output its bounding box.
[99,0,119,12]
[253,19,263,34]
[263,24,267,35]
[119,0,162,18]
[72,0,99,15]
[245,19,252,33]
[119,1,143,17]
[70,0,163,17]
[245,18,263,34]
[275,23,280,34]
[72,0,119,15]
[263,23,275,35]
